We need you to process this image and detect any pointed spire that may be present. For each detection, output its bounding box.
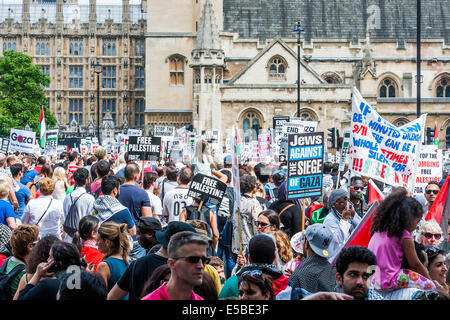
[195,0,221,51]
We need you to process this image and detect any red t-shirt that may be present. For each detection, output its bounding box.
[0,254,7,268]
[81,246,104,273]
[68,165,81,185]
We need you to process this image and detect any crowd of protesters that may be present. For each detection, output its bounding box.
[0,144,449,301]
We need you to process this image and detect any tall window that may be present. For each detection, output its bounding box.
[41,66,50,88]
[36,39,50,56]
[135,99,145,127]
[2,38,16,53]
[69,99,83,124]
[267,56,287,80]
[169,55,185,85]
[69,39,83,56]
[69,66,83,88]
[437,78,450,97]
[135,40,144,56]
[242,111,261,143]
[102,40,116,56]
[135,66,144,89]
[379,78,397,97]
[102,66,116,89]
[102,99,116,124]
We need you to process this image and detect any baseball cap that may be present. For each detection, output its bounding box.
[137,217,162,232]
[224,155,232,165]
[272,170,286,184]
[305,224,335,258]
[155,221,196,248]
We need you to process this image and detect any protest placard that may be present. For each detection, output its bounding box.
[43,130,58,155]
[9,128,36,153]
[127,129,142,136]
[187,173,227,207]
[413,145,443,194]
[287,132,324,199]
[58,138,81,153]
[127,136,162,161]
[279,120,318,162]
[231,134,241,208]
[338,129,351,172]
[349,87,426,191]
[258,133,271,158]
[0,138,10,154]
[154,126,175,141]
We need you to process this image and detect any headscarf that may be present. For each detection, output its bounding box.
[0,223,12,253]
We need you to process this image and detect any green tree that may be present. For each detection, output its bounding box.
[0,50,56,137]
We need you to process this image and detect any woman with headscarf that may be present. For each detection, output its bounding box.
[322,188,361,262]
[268,181,302,239]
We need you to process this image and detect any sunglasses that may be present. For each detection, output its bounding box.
[423,232,441,240]
[425,189,439,195]
[352,186,364,191]
[173,256,210,265]
[255,221,273,228]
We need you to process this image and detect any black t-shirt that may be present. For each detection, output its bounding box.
[90,162,99,181]
[269,200,302,238]
[117,253,168,300]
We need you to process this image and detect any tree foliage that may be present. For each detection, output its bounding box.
[0,50,56,137]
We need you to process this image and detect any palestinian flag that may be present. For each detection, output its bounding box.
[426,176,450,242]
[38,105,46,148]
[433,121,440,149]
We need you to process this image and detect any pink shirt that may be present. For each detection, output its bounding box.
[368,229,413,290]
[141,283,204,300]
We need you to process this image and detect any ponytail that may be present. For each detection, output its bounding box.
[72,231,82,254]
[98,222,130,264]
[119,224,130,265]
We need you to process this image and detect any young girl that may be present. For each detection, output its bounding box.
[368,188,436,292]
[96,222,131,299]
[191,139,227,183]
[52,166,69,201]
[72,215,104,272]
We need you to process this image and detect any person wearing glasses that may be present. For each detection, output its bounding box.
[238,269,275,300]
[423,181,440,214]
[255,209,279,234]
[416,220,444,249]
[425,247,449,294]
[323,188,361,262]
[141,231,208,300]
[349,176,367,218]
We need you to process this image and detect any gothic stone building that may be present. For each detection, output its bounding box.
[146,0,450,148]
[0,0,147,144]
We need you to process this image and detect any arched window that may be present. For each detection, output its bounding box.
[168,55,185,86]
[300,111,316,122]
[393,117,410,127]
[322,72,342,84]
[379,78,397,97]
[437,78,450,97]
[242,111,262,143]
[268,56,287,79]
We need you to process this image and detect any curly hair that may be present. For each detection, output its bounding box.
[370,188,423,238]
[240,174,256,194]
[26,235,60,274]
[270,230,292,264]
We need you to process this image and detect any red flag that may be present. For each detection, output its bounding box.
[425,176,450,242]
[368,179,384,204]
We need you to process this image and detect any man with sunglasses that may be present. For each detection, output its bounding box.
[142,230,209,300]
[349,176,367,218]
[423,181,440,214]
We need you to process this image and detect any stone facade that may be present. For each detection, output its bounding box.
[0,0,147,140]
[145,0,450,148]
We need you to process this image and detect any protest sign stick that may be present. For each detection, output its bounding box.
[198,200,204,211]
[336,171,341,189]
[238,207,243,255]
[139,160,145,188]
[301,198,306,231]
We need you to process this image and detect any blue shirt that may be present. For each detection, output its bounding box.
[20,169,38,186]
[118,184,151,224]
[0,199,16,226]
[103,257,130,300]
[15,182,31,220]
[105,208,135,230]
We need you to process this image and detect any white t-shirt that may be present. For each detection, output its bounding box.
[146,190,162,217]
[163,187,193,223]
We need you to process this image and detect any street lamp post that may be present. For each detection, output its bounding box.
[93,60,102,145]
[293,20,305,119]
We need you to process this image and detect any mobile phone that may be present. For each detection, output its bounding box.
[47,261,61,273]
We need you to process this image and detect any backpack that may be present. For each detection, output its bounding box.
[264,183,277,204]
[63,193,88,238]
[0,257,25,301]
[185,205,213,240]
[86,182,102,199]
